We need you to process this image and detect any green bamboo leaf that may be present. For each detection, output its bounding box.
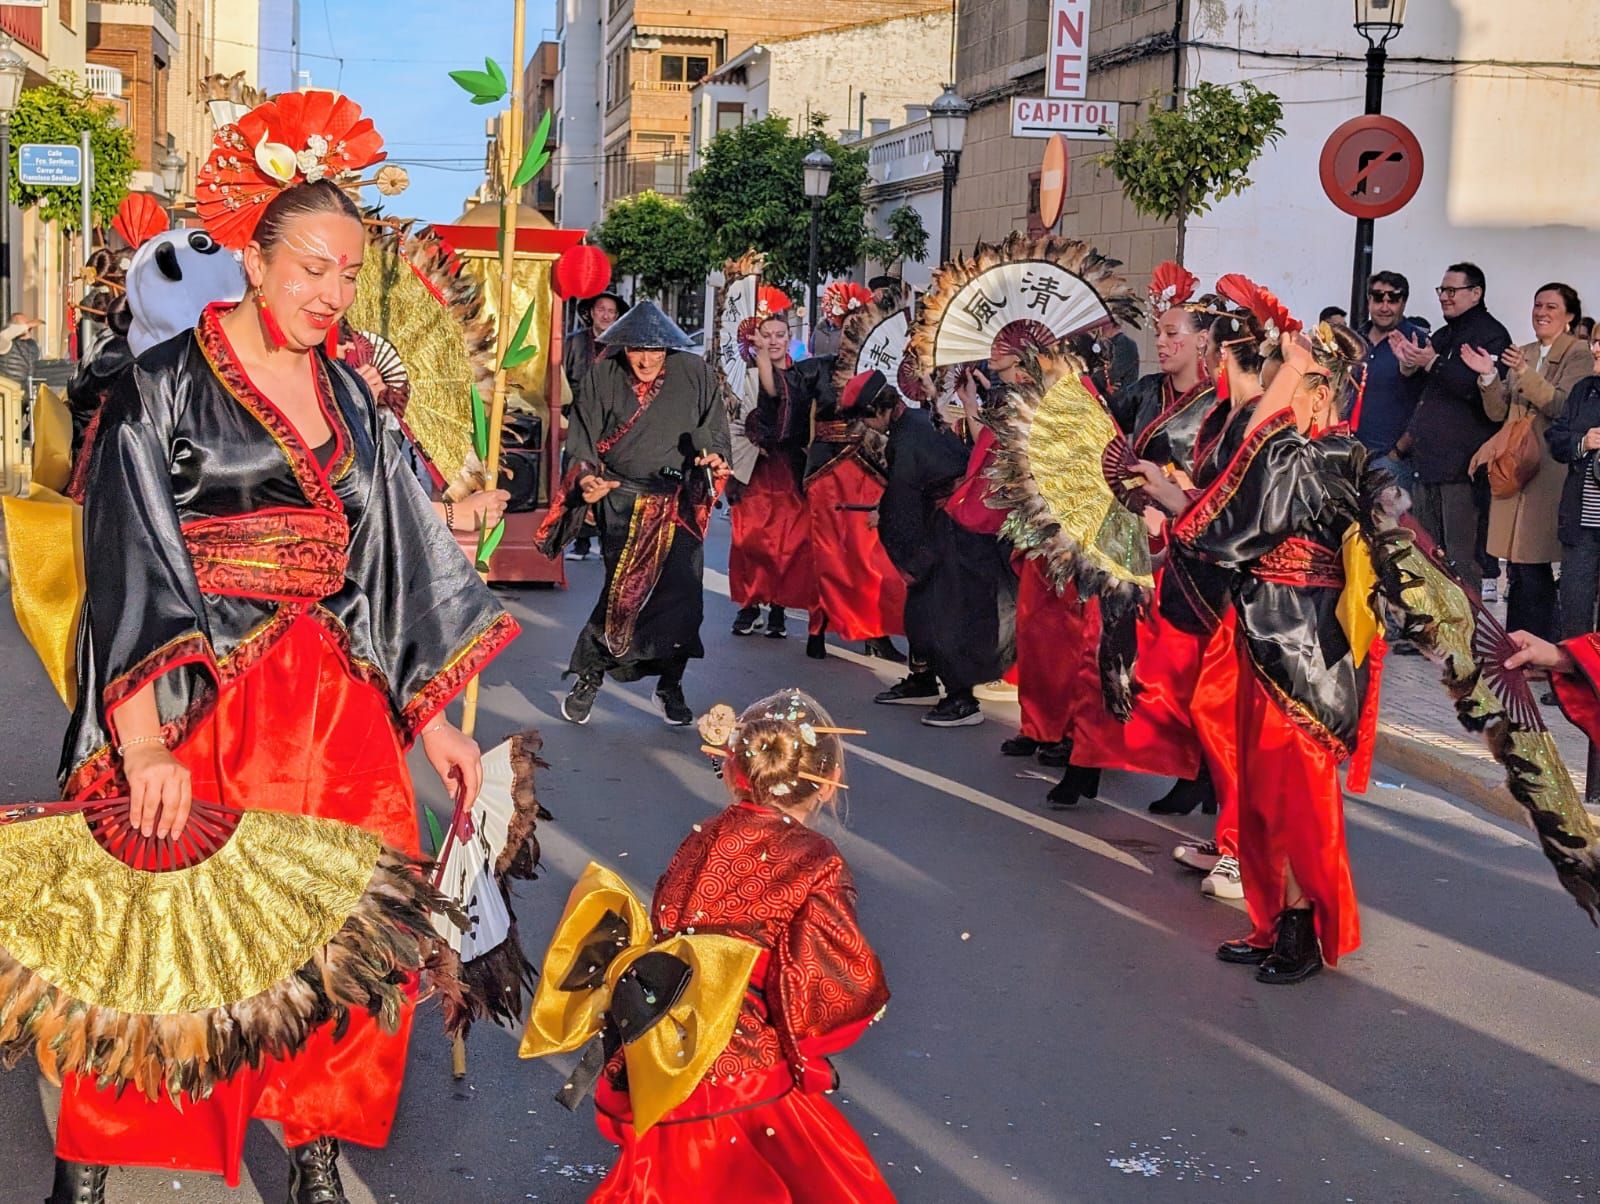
[470,384,489,461]
[503,341,540,369]
[475,518,507,571]
[448,57,508,104]
[512,111,554,188]
[500,300,538,370]
[423,806,445,854]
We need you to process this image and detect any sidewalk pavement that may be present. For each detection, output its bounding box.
[1373,645,1595,824]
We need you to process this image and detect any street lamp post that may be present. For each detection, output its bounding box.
[929,84,970,265]
[158,145,187,221]
[1348,0,1408,324]
[802,146,832,348]
[0,36,27,319]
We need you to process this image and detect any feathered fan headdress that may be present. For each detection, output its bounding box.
[197,90,390,250]
[737,285,793,361]
[821,281,874,324]
[1214,272,1301,357]
[1148,261,1199,318]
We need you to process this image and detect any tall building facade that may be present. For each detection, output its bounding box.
[555,0,953,227]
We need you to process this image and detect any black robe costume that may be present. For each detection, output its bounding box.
[879,407,1006,692]
[563,352,731,683]
[62,303,517,796]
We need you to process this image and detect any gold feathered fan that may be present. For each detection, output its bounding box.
[908,231,1144,372]
[830,291,910,394]
[346,224,495,487]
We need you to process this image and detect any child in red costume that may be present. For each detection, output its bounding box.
[522,689,892,1202]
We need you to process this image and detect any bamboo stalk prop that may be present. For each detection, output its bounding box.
[443,0,548,1080]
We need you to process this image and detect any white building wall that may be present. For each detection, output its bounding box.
[1187,0,1600,332]
[861,115,941,288]
[764,14,949,140]
[555,0,604,231]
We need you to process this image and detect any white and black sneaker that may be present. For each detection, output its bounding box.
[1173,839,1222,873]
[921,695,984,727]
[654,684,694,726]
[561,673,602,724]
[731,605,762,636]
[874,673,942,706]
[1201,854,1243,899]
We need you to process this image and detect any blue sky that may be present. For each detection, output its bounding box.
[297,0,557,225]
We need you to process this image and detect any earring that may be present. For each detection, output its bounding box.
[254,290,288,350]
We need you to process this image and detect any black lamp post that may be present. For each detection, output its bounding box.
[1349,0,1408,325]
[0,36,26,319]
[802,146,833,346]
[929,84,970,264]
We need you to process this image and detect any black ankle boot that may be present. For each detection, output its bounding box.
[863,636,907,663]
[1148,772,1217,816]
[1256,907,1322,985]
[1046,764,1100,809]
[47,1161,107,1204]
[288,1137,348,1204]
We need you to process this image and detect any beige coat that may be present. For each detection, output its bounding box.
[1481,331,1591,564]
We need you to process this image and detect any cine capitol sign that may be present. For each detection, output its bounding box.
[1011,97,1119,140]
[1047,0,1091,99]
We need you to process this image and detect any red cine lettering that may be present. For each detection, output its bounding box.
[1053,11,1086,93]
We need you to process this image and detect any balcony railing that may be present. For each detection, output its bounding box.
[633,80,693,93]
[84,65,124,98]
[0,7,43,55]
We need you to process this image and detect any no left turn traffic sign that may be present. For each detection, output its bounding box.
[1318,114,1424,220]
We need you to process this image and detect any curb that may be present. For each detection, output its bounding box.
[1372,724,1528,826]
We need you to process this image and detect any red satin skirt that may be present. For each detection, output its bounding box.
[1194,613,1242,857]
[804,457,905,640]
[1015,560,1092,744]
[1235,660,1360,964]
[1069,582,1202,781]
[730,455,815,609]
[592,1070,893,1204]
[56,615,419,1186]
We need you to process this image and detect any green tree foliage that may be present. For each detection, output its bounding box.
[1099,82,1284,261]
[10,76,135,231]
[686,115,872,289]
[866,204,930,274]
[592,190,711,298]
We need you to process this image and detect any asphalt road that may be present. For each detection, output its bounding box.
[2,519,1597,1203]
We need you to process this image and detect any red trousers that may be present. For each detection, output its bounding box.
[1015,560,1093,743]
[1235,660,1360,963]
[57,616,419,1186]
[804,457,905,640]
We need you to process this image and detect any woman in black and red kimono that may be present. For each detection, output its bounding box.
[730,291,815,638]
[46,95,518,1203]
[522,689,891,1202]
[1139,313,1378,983]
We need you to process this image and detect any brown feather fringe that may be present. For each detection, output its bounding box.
[0,848,464,1101]
[830,290,908,394]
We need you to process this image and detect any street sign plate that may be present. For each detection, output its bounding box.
[1038,134,1070,228]
[18,144,83,186]
[1011,97,1118,141]
[1318,114,1424,220]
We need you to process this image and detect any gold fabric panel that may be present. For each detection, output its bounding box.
[2,482,83,708]
[460,254,555,418]
[0,811,382,1014]
[521,862,761,1134]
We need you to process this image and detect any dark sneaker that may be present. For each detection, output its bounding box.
[561,673,602,725]
[1000,735,1039,757]
[654,684,694,726]
[732,605,762,636]
[922,695,984,727]
[764,606,788,638]
[1036,741,1072,767]
[874,673,942,706]
[863,636,908,664]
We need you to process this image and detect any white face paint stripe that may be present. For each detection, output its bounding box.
[282,231,352,269]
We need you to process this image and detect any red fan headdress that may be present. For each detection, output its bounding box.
[737,285,793,360]
[197,90,387,250]
[821,281,873,323]
[111,193,169,250]
[1148,261,1198,317]
[1214,272,1301,355]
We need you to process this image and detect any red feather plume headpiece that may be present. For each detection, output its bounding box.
[1147,261,1198,317]
[197,90,387,250]
[821,282,873,323]
[1214,272,1301,350]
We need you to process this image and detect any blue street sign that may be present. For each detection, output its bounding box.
[17,144,83,186]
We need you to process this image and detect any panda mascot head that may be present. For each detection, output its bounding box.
[126,228,246,356]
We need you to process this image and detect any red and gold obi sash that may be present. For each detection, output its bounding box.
[182,508,350,602]
[812,420,856,446]
[1254,537,1343,589]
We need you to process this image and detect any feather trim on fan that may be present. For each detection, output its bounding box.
[0,842,462,1101]
[831,291,911,394]
[984,347,1153,717]
[910,232,1143,373]
[1366,508,1600,921]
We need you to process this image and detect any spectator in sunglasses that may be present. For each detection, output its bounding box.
[1353,271,1425,499]
[1391,262,1512,592]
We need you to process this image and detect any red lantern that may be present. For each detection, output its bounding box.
[553,244,612,299]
